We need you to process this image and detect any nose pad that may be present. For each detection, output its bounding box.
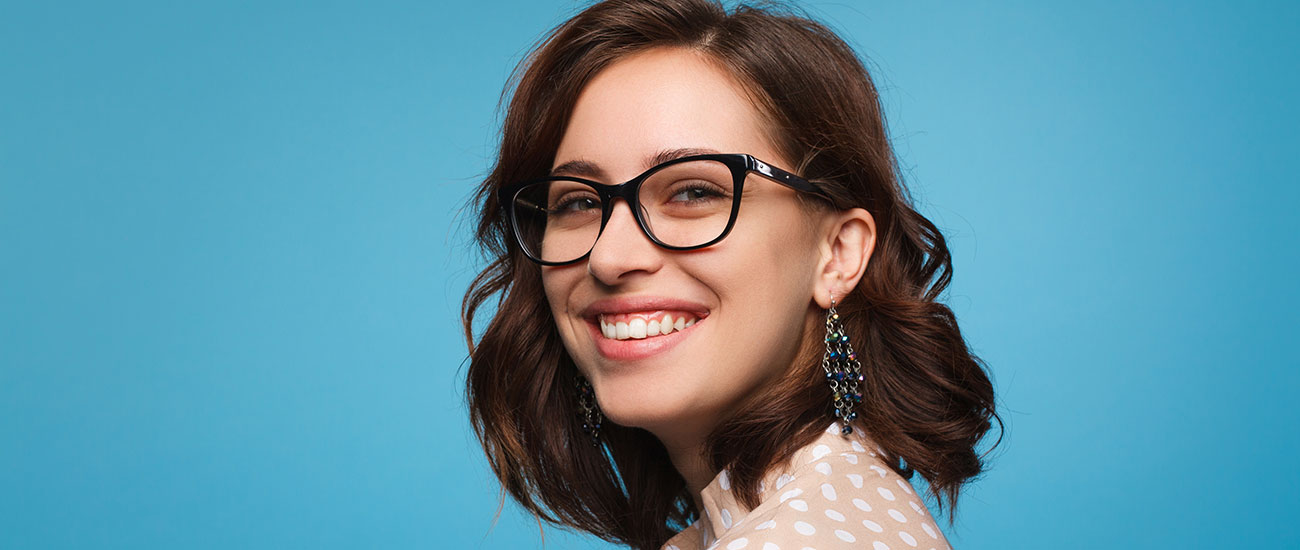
[586,199,662,282]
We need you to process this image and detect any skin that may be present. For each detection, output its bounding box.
[541,46,877,506]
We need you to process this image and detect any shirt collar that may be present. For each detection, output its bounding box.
[690,422,885,547]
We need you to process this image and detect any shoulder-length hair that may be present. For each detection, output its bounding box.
[461,1,1002,548]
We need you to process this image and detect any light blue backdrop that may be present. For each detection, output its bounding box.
[2,1,1296,548]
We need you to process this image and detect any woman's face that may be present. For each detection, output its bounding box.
[542,47,825,443]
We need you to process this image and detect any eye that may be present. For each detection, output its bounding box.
[552,194,600,214]
[668,182,728,204]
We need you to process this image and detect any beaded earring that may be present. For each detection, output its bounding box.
[575,374,603,446]
[822,298,864,435]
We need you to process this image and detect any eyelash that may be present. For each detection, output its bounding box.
[666,182,729,203]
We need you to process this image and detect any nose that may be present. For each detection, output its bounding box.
[586,198,663,284]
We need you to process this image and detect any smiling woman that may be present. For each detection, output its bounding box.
[462,1,1001,549]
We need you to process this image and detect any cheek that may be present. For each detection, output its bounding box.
[727,218,822,357]
[541,269,581,334]
[728,214,820,290]
[695,219,821,338]
[540,272,561,311]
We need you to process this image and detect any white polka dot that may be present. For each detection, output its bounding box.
[788,499,809,512]
[835,529,856,542]
[921,522,938,539]
[794,521,816,535]
[896,479,913,494]
[727,538,749,549]
[815,461,832,475]
[758,481,766,493]
[821,483,838,501]
[863,519,884,532]
[776,474,796,489]
[909,500,922,514]
[780,488,803,502]
[762,544,780,550]
[899,531,918,547]
[825,509,846,522]
[719,470,731,490]
[888,509,908,523]
[840,453,859,464]
[847,473,864,488]
[666,546,680,550]
[852,498,872,512]
[877,487,896,501]
[721,508,733,529]
[810,444,832,461]
[851,440,866,452]
[870,465,889,477]
[873,541,891,550]
[756,519,777,531]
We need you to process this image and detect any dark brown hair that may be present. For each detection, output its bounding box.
[461,1,1001,548]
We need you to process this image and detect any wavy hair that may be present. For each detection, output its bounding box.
[461,1,1002,548]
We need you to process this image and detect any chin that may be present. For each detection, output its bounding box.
[594,382,698,431]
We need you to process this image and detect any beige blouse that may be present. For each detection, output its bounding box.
[661,422,954,550]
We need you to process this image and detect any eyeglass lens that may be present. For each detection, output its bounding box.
[511,159,737,263]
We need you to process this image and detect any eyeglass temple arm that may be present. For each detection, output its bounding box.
[515,198,548,214]
[746,156,828,197]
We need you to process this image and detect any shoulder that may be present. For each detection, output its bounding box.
[712,437,952,550]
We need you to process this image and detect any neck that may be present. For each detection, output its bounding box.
[650,420,716,512]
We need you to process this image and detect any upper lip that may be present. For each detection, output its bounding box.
[580,296,711,322]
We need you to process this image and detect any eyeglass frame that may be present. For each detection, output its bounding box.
[498,153,831,266]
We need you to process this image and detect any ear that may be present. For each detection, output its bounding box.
[813,207,876,309]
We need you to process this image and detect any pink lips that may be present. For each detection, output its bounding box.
[581,296,711,320]
[580,296,709,361]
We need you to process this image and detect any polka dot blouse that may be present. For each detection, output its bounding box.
[660,422,953,550]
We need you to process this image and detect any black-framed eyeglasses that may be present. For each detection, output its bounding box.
[499,153,829,266]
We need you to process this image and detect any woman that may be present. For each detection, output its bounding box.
[462,1,1000,548]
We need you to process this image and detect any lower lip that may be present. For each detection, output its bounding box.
[587,319,702,361]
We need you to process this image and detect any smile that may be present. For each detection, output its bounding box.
[598,311,701,340]
[580,297,710,361]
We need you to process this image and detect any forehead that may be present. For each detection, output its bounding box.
[553,47,782,179]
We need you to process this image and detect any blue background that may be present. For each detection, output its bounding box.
[2,1,1297,548]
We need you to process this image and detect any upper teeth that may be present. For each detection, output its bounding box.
[599,313,698,340]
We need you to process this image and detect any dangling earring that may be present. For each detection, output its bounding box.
[575,374,603,446]
[823,298,864,435]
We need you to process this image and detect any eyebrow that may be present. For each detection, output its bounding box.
[549,147,722,180]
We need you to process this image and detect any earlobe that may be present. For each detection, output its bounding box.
[812,208,876,309]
